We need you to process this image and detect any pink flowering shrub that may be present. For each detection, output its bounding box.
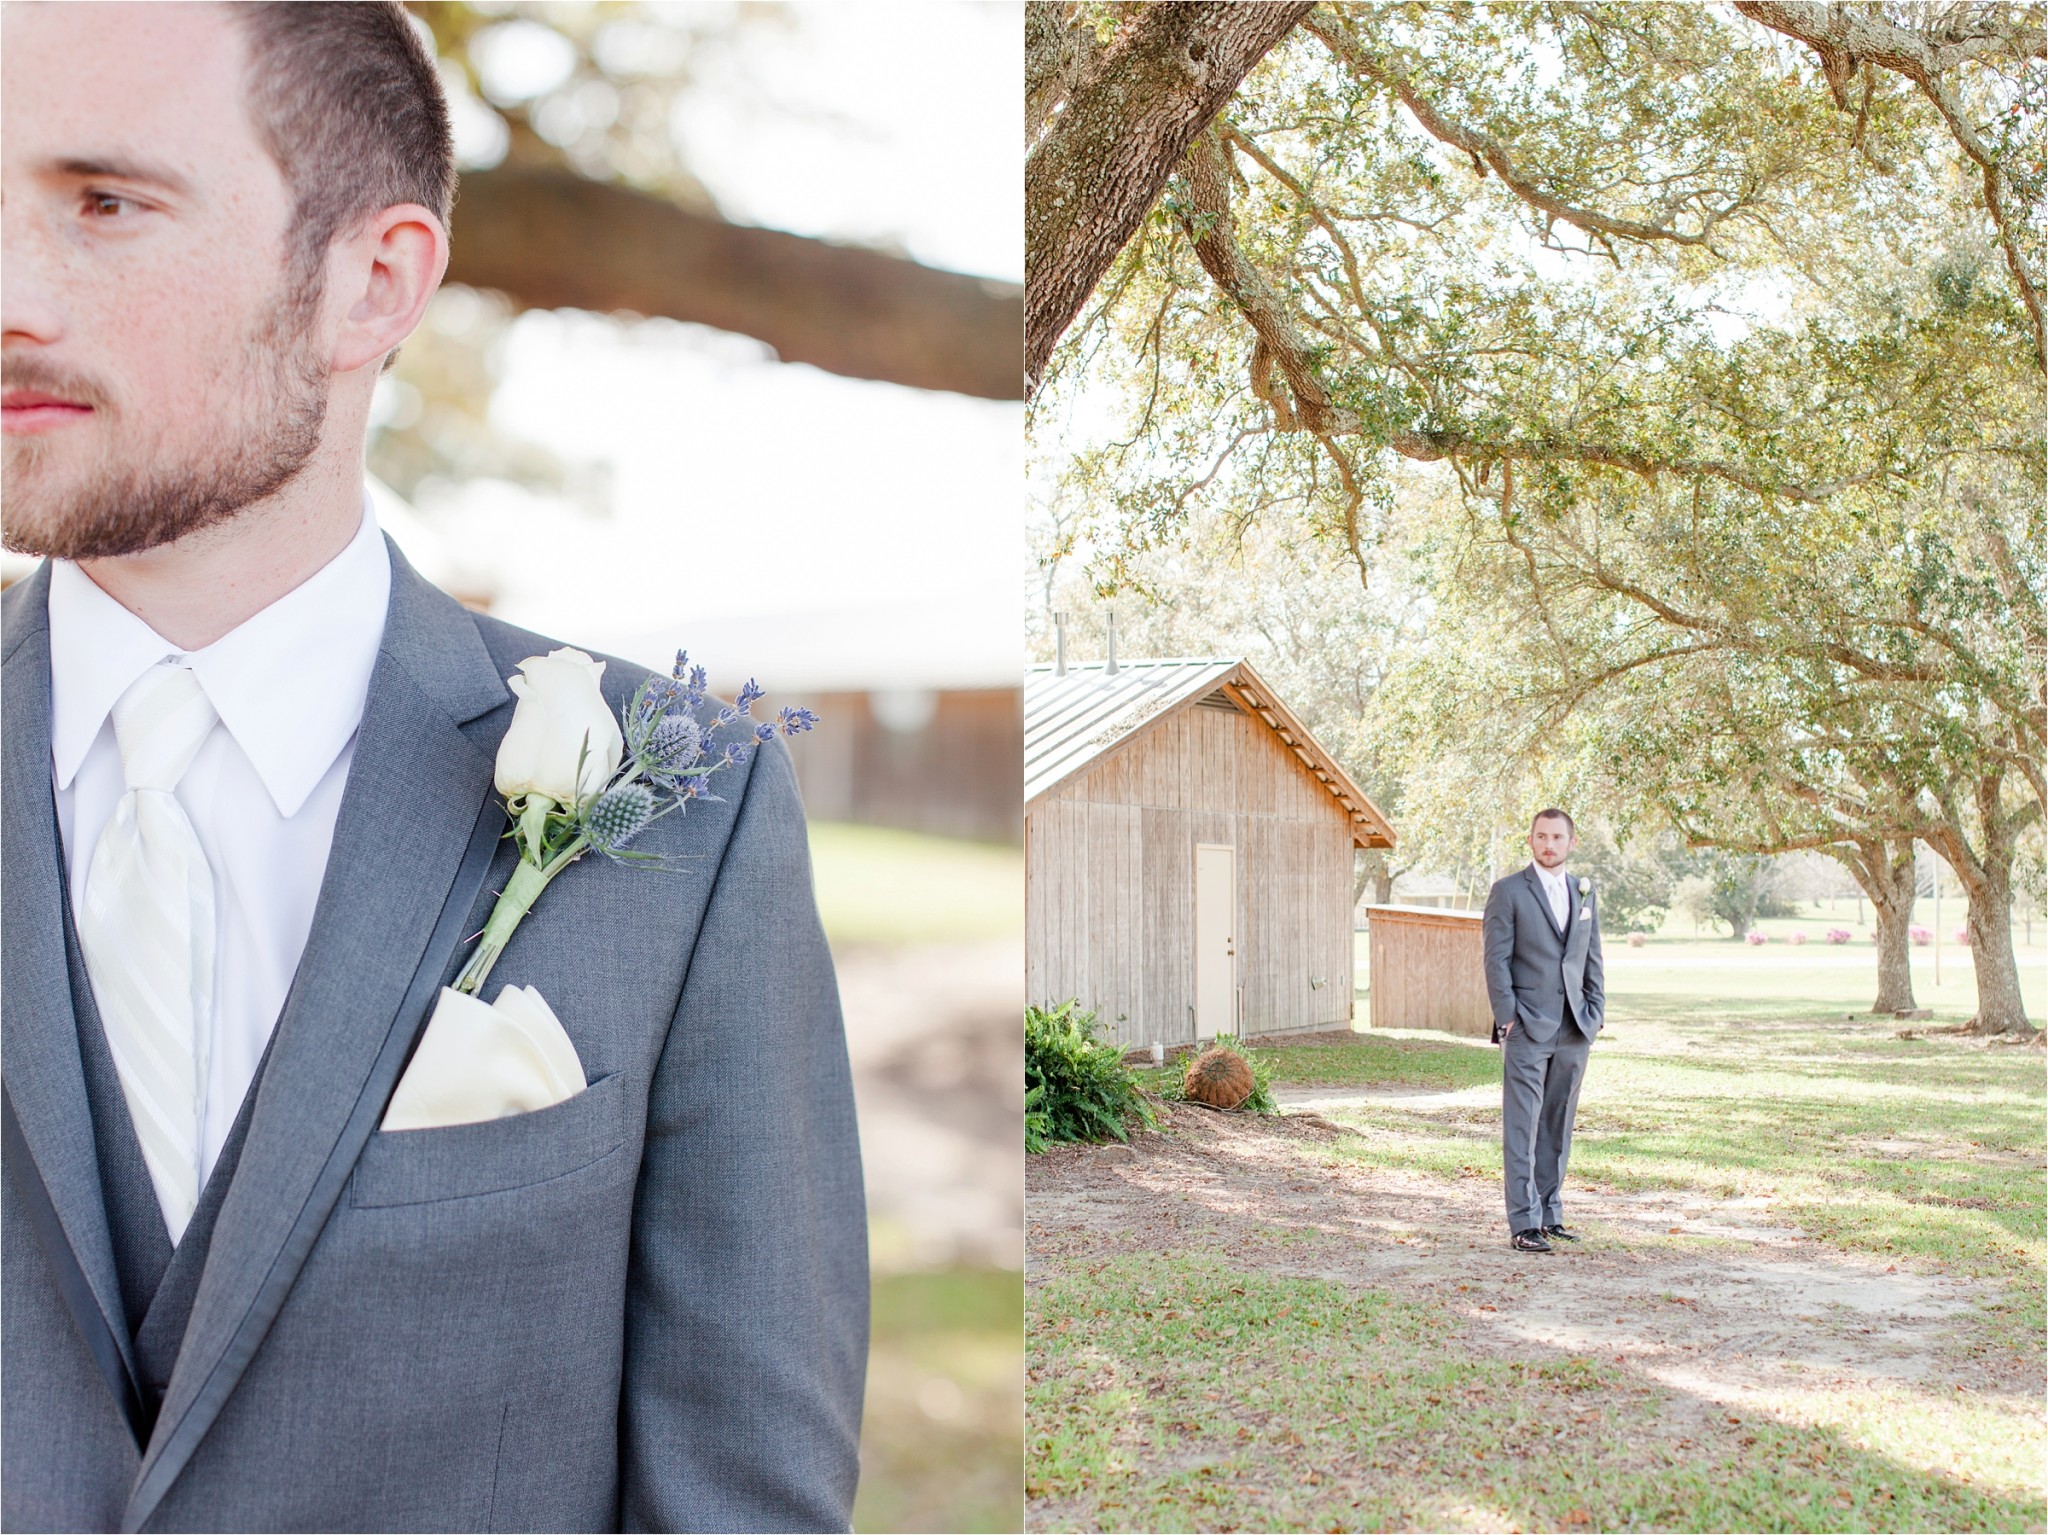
[1789,931,1809,946]
[1910,925,1932,946]
[1955,927,1971,946]
[1627,932,1648,948]
[1746,930,1768,945]
[1825,928,1853,944]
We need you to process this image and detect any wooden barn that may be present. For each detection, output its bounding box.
[1025,658,1395,1049]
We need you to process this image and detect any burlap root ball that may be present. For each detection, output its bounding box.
[1184,1046,1254,1109]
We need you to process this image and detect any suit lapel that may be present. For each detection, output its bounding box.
[0,563,149,1438]
[1522,864,1566,940]
[124,541,515,1532]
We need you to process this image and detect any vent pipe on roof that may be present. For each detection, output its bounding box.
[1104,607,1118,676]
[1053,612,1067,676]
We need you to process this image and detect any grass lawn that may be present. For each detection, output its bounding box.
[1030,947,2046,1531]
[1031,1253,2042,1534]
[809,821,1024,946]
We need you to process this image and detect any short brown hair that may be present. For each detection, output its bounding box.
[1532,807,1576,835]
[230,2,455,289]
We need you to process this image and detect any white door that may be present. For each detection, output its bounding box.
[1195,844,1236,1039]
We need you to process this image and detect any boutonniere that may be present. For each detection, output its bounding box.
[1578,877,1591,896]
[452,647,817,997]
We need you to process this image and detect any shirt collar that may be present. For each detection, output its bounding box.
[1532,862,1568,889]
[48,494,392,817]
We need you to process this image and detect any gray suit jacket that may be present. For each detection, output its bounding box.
[1,541,867,1533]
[1480,865,1604,1045]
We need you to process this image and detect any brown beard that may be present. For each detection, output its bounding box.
[1,271,330,561]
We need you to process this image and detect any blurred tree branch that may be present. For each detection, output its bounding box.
[448,166,1022,400]
[408,1,1020,400]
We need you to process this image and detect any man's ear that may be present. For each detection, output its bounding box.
[328,203,449,376]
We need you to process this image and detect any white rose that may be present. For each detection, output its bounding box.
[1579,877,1591,895]
[495,647,624,805]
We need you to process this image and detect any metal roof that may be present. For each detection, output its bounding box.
[1024,657,1395,849]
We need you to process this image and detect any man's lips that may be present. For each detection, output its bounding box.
[2,391,95,432]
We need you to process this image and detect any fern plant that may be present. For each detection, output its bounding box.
[1024,1000,1156,1149]
[1024,1083,1052,1155]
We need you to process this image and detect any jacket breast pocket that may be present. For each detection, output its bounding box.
[349,1071,630,1208]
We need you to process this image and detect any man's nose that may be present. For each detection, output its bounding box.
[1,219,67,349]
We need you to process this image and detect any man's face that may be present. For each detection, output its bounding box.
[1,2,330,560]
[1528,815,1575,869]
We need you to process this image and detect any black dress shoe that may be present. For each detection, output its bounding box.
[1511,1228,1553,1253]
[1542,1224,1582,1243]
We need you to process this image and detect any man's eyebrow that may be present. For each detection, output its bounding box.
[50,154,195,197]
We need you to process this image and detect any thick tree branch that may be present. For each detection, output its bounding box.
[1733,0,2047,367]
[1561,542,1950,683]
[1306,11,1758,256]
[1392,428,1868,503]
[448,166,1022,401]
[1733,2,2045,96]
[1178,128,1345,431]
[1176,129,1865,503]
[1026,0,1317,392]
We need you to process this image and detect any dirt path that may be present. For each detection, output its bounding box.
[1028,1104,2032,1414]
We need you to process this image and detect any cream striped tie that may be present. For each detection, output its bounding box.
[77,661,219,1243]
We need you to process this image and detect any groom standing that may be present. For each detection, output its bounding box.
[3,4,864,1530]
[1482,808,1605,1256]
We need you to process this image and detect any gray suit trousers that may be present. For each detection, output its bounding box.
[1501,1011,1591,1233]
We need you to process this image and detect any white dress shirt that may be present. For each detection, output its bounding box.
[50,497,390,1211]
[1532,862,1572,930]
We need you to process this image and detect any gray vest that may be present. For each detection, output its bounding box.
[57,855,267,1444]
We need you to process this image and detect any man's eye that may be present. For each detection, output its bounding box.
[84,192,137,217]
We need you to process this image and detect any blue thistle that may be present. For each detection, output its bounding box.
[584,782,656,856]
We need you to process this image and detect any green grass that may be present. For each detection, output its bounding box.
[1030,1254,2043,1533]
[808,822,1023,946]
[1138,1032,1499,1099]
[856,1268,1022,1534]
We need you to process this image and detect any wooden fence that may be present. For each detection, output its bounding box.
[1365,905,1491,1037]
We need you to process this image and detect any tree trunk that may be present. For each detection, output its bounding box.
[1922,770,2038,1034]
[1354,848,1396,907]
[446,166,1023,401]
[1833,836,1918,1013]
[1024,1,1315,392]
[1964,868,2032,1033]
[1717,887,1763,940]
[1868,871,1917,1014]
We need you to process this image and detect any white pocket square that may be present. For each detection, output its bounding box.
[381,984,587,1132]
[1579,909,1591,921]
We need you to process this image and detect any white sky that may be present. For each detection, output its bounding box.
[391,2,1022,690]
